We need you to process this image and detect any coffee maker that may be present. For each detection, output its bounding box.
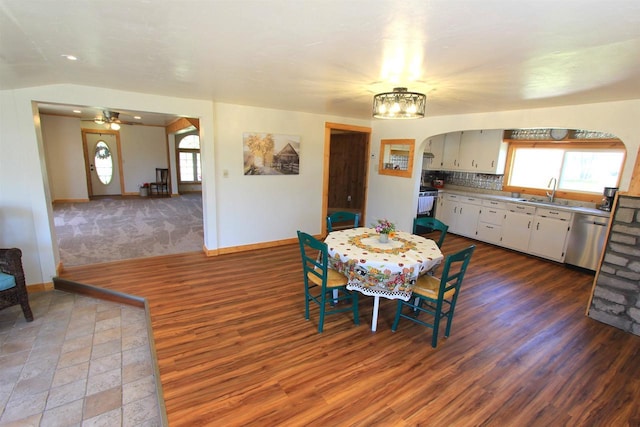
[599,187,618,211]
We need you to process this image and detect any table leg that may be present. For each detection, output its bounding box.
[371,296,380,332]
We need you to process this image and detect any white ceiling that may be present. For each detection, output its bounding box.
[1,0,640,122]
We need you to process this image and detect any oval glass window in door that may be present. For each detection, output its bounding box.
[94,140,113,185]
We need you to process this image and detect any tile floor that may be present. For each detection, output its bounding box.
[0,290,162,426]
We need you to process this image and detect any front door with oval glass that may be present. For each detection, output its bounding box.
[85,133,121,197]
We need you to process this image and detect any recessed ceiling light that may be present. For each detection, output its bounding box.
[73,110,81,114]
[61,54,78,61]
[133,116,142,120]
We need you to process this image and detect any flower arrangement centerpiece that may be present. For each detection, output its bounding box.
[374,219,396,243]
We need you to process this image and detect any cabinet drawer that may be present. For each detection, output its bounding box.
[460,196,482,205]
[535,208,572,221]
[482,199,506,209]
[507,203,536,215]
[480,207,505,225]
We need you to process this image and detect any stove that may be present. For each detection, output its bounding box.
[417,187,439,217]
[419,186,439,197]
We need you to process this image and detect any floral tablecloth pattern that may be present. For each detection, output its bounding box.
[325,227,443,301]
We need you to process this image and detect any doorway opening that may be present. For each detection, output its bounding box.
[323,122,371,234]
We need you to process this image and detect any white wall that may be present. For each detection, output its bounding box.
[367,100,640,232]
[41,115,88,200]
[212,102,369,248]
[41,115,169,200]
[1,82,639,288]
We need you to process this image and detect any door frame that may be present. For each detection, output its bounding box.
[323,122,371,235]
[81,128,125,197]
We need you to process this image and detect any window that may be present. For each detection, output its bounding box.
[177,134,201,183]
[505,141,625,200]
[94,140,113,185]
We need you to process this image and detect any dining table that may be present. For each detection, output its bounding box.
[324,227,444,331]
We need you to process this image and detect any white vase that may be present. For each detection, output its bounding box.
[379,233,389,243]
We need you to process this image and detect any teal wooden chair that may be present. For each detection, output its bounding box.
[297,231,359,332]
[413,217,449,248]
[392,245,475,347]
[326,211,359,232]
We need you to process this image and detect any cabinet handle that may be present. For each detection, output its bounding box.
[491,160,495,168]
[528,221,531,229]
[489,210,496,214]
[536,222,540,230]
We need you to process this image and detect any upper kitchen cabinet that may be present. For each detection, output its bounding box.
[424,129,507,174]
[422,134,445,170]
[442,131,462,170]
[458,130,508,174]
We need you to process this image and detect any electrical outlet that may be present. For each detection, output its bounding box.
[347,195,352,202]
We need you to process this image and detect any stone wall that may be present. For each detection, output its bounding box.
[588,195,640,335]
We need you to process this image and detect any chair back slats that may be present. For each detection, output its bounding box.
[327,211,360,232]
[412,217,449,248]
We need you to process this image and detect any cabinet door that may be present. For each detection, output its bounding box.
[442,131,461,170]
[528,216,571,262]
[455,129,507,173]
[424,134,445,170]
[476,129,508,174]
[458,130,478,171]
[456,201,481,238]
[438,196,459,231]
[502,211,533,252]
[477,222,502,244]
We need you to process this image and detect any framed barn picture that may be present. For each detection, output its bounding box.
[243,132,300,175]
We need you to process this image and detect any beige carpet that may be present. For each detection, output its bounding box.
[54,194,204,267]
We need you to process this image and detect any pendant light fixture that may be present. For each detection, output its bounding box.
[372,87,426,119]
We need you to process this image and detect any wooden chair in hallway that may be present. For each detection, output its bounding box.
[149,168,169,197]
[326,211,359,232]
[392,245,475,347]
[0,248,34,322]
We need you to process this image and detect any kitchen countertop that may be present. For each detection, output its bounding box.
[438,188,611,218]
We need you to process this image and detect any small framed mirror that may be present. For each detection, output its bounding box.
[378,139,415,178]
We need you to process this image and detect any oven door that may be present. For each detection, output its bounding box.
[417,193,437,218]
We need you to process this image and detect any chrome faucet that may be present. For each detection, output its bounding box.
[546,177,557,202]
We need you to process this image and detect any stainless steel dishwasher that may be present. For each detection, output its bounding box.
[565,214,609,270]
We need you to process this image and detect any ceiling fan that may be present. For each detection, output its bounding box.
[83,110,140,130]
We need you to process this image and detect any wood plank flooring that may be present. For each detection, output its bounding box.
[59,233,640,426]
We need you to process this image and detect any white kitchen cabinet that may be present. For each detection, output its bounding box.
[440,194,481,238]
[476,199,506,244]
[423,134,445,170]
[501,203,536,252]
[457,130,508,174]
[437,194,459,230]
[457,196,482,237]
[528,208,573,262]
[442,131,461,170]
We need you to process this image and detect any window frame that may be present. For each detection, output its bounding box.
[176,132,201,184]
[502,139,626,204]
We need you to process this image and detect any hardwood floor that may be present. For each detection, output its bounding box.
[59,233,640,426]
